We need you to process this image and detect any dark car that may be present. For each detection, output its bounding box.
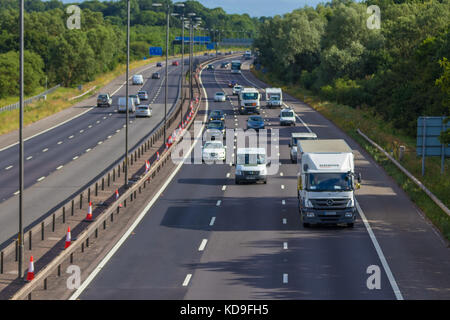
[137,90,148,100]
[228,80,237,88]
[209,110,226,122]
[206,120,225,139]
[247,115,265,130]
[152,72,161,79]
[221,62,229,68]
[172,61,179,66]
[156,62,162,67]
[97,93,112,108]
[207,64,215,70]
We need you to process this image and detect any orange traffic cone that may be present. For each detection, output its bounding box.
[64,227,71,249]
[85,202,93,221]
[26,256,35,281]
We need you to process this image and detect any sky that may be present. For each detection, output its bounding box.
[57,0,334,17]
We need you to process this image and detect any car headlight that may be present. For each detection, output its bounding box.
[306,212,315,218]
[345,212,353,218]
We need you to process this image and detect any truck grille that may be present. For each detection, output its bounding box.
[243,171,259,176]
[310,198,349,210]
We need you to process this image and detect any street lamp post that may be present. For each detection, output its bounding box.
[18,0,24,279]
[125,0,130,187]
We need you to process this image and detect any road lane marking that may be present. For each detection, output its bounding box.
[56,165,63,170]
[107,135,112,139]
[282,200,285,205]
[86,148,91,153]
[283,242,288,250]
[14,190,20,196]
[226,173,230,178]
[283,218,287,224]
[73,156,78,160]
[182,274,192,287]
[69,135,74,139]
[98,141,103,145]
[42,148,48,152]
[222,185,226,191]
[88,125,92,128]
[198,239,208,251]
[26,156,32,160]
[280,172,284,176]
[210,217,216,226]
[216,200,221,206]
[356,201,403,300]
[281,185,285,189]
[283,274,288,284]
[5,165,13,170]
[57,141,63,145]
[37,176,45,182]
[80,130,84,133]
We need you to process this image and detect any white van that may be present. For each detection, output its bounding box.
[235,148,269,184]
[132,74,144,85]
[118,97,136,113]
[280,108,296,126]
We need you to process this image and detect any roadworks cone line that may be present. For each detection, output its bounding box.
[115,189,123,208]
[26,256,34,281]
[64,227,71,249]
[85,201,93,221]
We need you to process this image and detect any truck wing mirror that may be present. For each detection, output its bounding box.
[357,172,362,183]
[303,164,309,172]
[288,143,291,147]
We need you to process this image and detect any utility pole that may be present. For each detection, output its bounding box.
[18,0,24,279]
[125,0,130,187]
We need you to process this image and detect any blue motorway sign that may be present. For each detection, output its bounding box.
[417,116,450,157]
[149,47,163,56]
[175,36,211,43]
[206,43,215,50]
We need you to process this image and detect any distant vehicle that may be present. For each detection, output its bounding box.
[132,74,144,85]
[235,148,268,184]
[97,93,112,108]
[217,51,222,55]
[118,97,136,113]
[138,90,148,100]
[289,132,318,163]
[221,62,229,68]
[172,61,179,66]
[202,140,226,162]
[156,62,162,67]
[228,80,237,88]
[207,64,215,70]
[265,88,283,108]
[231,60,241,74]
[135,105,152,118]
[209,110,226,121]
[247,115,265,131]
[297,139,361,228]
[238,87,260,115]
[152,72,160,79]
[232,85,243,95]
[279,108,296,126]
[204,52,209,56]
[205,120,225,140]
[214,92,226,102]
[243,51,252,60]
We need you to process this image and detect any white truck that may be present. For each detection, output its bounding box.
[265,88,282,108]
[238,87,260,115]
[297,139,361,228]
[231,60,242,74]
[235,148,268,184]
[289,132,318,163]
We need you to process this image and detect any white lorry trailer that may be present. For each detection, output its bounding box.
[297,139,361,228]
[265,88,282,108]
[238,87,260,115]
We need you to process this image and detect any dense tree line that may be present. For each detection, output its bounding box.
[0,0,258,98]
[253,0,450,136]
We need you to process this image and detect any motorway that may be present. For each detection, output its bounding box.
[72,57,450,300]
[0,55,211,246]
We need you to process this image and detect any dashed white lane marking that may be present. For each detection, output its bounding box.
[96,120,100,124]
[14,190,20,196]
[56,165,63,170]
[103,116,107,119]
[210,217,216,226]
[5,165,13,170]
[42,148,48,152]
[216,200,222,206]
[109,113,112,116]
[57,141,63,145]
[107,135,112,139]
[226,173,230,178]
[37,176,45,182]
[283,273,288,284]
[281,185,285,190]
[182,274,192,287]
[198,239,208,251]
[26,156,32,160]
[73,156,79,160]
[116,129,120,133]
[283,218,287,224]
[280,172,284,176]
[222,185,226,191]
[98,141,103,145]
[282,200,286,205]
[69,135,74,139]
[88,125,92,128]
[80,130,84,133]
[86,148,91,153]
[283,242,288,250]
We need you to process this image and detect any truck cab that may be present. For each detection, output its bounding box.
[235,148,268,184]
[238,88,260,115]
[297,139,361,228]
[290,132,318,163]
[265,88,282,108]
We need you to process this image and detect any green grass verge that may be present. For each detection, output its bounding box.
[252,67,450,242]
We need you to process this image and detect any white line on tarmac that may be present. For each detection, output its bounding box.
[5,165,13,170]
[69,135,74,139]
[356,200,403,300]
[57,141,63,145]
[26,156,32,160]
[209,217,216,226]
[14,190,20,196]
[42,148,48,152]
[283,242,288,250]
[283,274,288,284]
[283,218,287,224]
[222,185,226,191]
[73,156,78,160]
[56,165,63,170]
[281,185,285,190]
[182,274,192,287]
[86,148,91,153]
[216,200,221,206]
[198,239,208,251]
[282,200,285,205]
[226,173,230,178]
[37,176,45,182]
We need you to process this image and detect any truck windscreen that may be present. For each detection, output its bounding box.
[242,93,259,100]
[306,173,352,191]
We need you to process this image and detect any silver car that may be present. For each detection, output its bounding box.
[214,92,226,102]
[135,105,152,118]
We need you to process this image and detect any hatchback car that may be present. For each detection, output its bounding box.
[221,62,229,68]
[209,110,226,122]
[132,74,144,85]
[247,115,265,131]
[207,64,215,70]
[214,92,226,102]
[202,141,226,162]
[135,105,152,118]
[172,61,179,66]
[232,85,243,95]
[280,108,296,126]
[205,120,225,139]
[138,90,148,100]
[152,72,160,79]
[97,93,112,108]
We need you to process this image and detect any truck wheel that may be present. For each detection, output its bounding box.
[347,223,354,228]
[303,223,310,228]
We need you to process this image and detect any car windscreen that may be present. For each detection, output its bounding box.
[210,111,222,117]
[138,106,148,110]
[215,92,224,96]
[281,111,294,117]
[270,95,280,100]
[237,153,266,165]
[249,116,262,122]
[242,93,258,100]
[204,142,223,149]
[306,173,353,191]
[207,122,223,129]
[98,95,107,99]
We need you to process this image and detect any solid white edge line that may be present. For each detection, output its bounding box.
[216,200,221,206]
[69,62,210,300]
[356,200,403,300]
[198,239,208,251]
[182,274,192,287]
[209,217,216,226]
[283,273,288,284]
